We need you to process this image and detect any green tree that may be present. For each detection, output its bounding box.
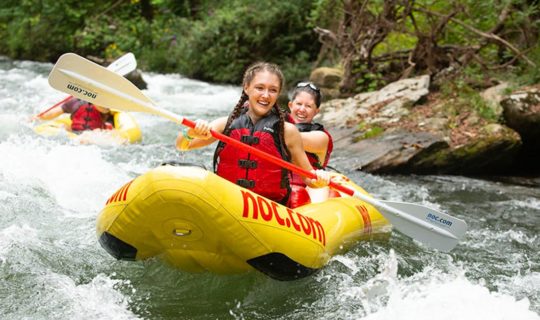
[309,0,539,94]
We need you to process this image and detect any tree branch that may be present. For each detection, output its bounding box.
[418,7,536,67]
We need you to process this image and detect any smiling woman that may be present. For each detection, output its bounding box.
[176,61,331,206]
[288,82,331,170]
[287,82,334,207]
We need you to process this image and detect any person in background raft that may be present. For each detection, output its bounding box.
[287,82,336,207]
[33,97,113,132]
[176,62,330,206]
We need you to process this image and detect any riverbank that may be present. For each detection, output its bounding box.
[312,69,540,178]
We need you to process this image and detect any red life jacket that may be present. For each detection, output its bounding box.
[214,110,291,204]
[70,101,107,131]
[289,122,334,186]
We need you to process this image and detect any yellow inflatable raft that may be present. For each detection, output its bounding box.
[33,111,142,144]
[97,163,391,280]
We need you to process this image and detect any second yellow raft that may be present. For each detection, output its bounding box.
[33,111,142,144]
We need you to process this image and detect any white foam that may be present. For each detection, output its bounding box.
[0,224,39,260]
[495,272,540,308]
[467,228,537,249]
[142,72,240,115]
[36,272,140,319]
[363,275,539,320]
[0,137,131,214]
[311,250,539,320]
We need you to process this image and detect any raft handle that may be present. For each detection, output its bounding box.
[173,228,192,236]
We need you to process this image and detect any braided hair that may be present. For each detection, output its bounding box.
[222,62,290,159]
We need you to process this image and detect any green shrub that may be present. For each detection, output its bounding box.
[171,0,320,84]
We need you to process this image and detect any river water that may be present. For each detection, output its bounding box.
[0,56,538,320]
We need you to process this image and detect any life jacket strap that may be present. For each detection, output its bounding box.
[237,179,255,188]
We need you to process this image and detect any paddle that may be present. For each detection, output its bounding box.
[36,52,137,118]
[47,53,467,252]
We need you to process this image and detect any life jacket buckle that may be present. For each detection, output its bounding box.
[240,135,260,145]
[238,159,257,169]
[237,179,255,188]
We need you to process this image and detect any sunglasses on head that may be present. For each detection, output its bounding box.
[296,82,320,92]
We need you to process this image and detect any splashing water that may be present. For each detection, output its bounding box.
[0,57,538,319]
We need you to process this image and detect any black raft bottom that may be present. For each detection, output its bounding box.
[99,232,318,280]
[247,252,318,281]
[98,232,137,261]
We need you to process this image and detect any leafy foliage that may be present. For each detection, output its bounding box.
[168,0,320,84]
[0,0,538,92]
[0,0,320,87]
[308,0,540,94]
[439,74,499,122]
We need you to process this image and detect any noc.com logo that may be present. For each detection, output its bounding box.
[426,213,453,227]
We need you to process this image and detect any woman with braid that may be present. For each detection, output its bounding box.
[176,62,329,206]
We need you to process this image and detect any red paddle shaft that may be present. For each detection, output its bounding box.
[180,118,355,197]
[36,95,73,117]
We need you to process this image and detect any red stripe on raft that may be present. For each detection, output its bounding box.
[121,180,133,201]
[355,205,372,235]
[106,191,117,205]
[106,180,133,205]
[112,185,125,203]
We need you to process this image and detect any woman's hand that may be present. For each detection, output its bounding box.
[308,169,330,188]
[187,119,212,140]
[176,118,226,151]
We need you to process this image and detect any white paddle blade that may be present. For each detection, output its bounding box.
[39,53,137,114]
[48,53,182,124]
[353,192,467,252]
[379,200,467,238]
[106,52,137,76]
[47,53,181,122]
